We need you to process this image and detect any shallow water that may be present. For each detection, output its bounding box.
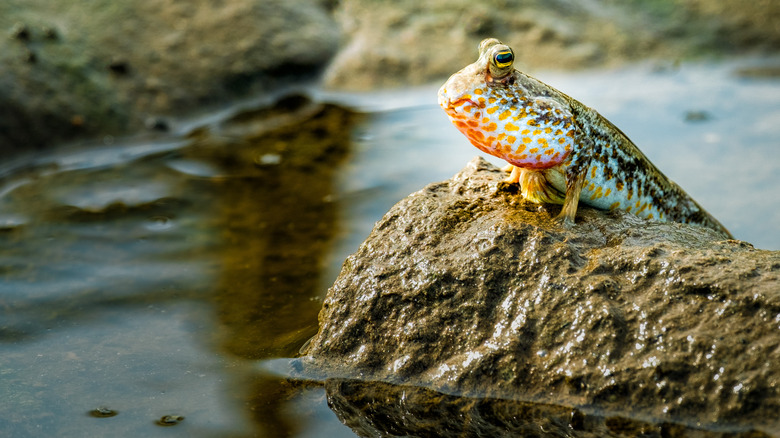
[0,59,778,437]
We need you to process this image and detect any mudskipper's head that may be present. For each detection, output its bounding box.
[437,38,516,114]
[438,38,575,171]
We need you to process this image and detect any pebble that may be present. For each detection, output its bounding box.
[89,407,119,418]
[156,415,185,426]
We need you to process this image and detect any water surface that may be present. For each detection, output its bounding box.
[0,58,778,437]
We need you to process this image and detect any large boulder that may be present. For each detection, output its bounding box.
[301,157,780,434]
[0,0,340,152]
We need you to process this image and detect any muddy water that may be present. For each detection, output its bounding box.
[0,59,778,437]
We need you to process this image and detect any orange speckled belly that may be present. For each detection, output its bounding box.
[440,87,574,170]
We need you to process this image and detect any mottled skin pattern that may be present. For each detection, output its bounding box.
[439,38,732,238]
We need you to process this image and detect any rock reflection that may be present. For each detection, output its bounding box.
[187,96,358,433]
[324,379,774,438]
[0,93,357,436]
[201,97,357,360]
[246,375,312,437]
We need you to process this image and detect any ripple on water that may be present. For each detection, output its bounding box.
[53,180,174,212]
[144,215,174,232]
[165,158,224,178]
[0,214,28,230]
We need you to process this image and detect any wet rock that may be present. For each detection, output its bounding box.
[302,158,780,434]
[88,407,118,418]
[156,415,185,426]
[0,0,340,153]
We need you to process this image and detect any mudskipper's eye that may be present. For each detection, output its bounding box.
[494,49,514,68]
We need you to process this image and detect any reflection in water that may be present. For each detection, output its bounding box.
[203,99,357,433]
[323,379,774,438]
[0,95,357,436]
[193,96,356,360]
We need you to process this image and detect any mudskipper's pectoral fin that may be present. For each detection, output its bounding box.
[503,164,522,184]
[516,168,566,205]
[556,170,586,226]
[555,119,593,226]
[504,164,568,207]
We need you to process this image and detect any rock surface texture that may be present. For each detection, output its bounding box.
[303,158,780,434]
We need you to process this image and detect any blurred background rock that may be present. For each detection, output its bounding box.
[323,0,780,89]
[1,0,778,153]
[0,0,341,153]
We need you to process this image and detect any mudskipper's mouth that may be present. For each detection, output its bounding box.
[441,97,480,114]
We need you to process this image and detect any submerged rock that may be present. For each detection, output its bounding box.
[303,157,780,434]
